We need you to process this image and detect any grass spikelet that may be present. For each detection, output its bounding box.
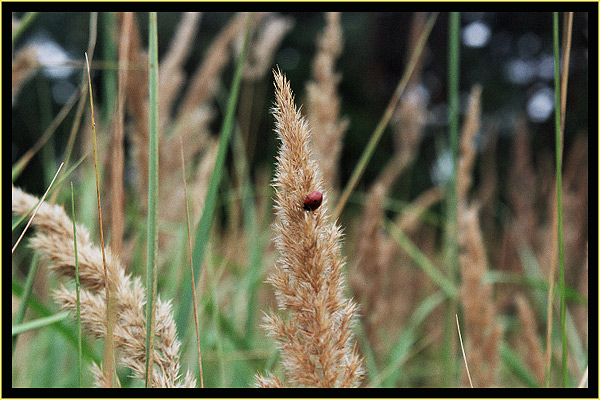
[507,116,537,248]
[159,12,202,132]
[256,70,363,388]
[349,183,392,353]
[244,13,293,79]
[11,45,38,104]
[458,204,502,388]
[11,186,196,388]
[515,294,545,386]
[306,12,348,196]
[457,85,482,206]
[178,12,248,117]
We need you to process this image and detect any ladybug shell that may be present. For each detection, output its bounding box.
[303,191,323,211]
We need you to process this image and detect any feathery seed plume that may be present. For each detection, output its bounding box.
[256,70,363,388]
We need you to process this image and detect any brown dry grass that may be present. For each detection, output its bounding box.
[12,186,195,388]
[255,70,363,388]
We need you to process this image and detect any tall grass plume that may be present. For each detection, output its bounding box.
[255,70,363,388]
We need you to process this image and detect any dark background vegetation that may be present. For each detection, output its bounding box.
[11,10,590,216]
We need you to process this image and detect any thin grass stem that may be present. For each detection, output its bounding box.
[331,12,438,221]
[11,156,87,231]
[180,138,204,388]
[552,11,567,388]
[386,220,458,298]
[70,182,83,387]
[145,11,160,388]
[12,162,64,254]
[11,253,40,355]
[456,314,473,388]
[52,12,97,203]
[85,51,116,387]
[11,311,71,336]
[443,11,461,387]
[12,88,78,181]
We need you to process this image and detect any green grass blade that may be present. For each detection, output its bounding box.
[101,12,118,125]
[176,13,252,337]
[372,291,445,387]
[85,47,116,387]
[11,253,41,355]
[443,11,461,387]
[486,269,586,306]
[501,342,540,388]
[70,182,83,387]
[12,12,39,44]
[386,220,458,298]
[12,311,71,336]
[552,11,567,388]
[145,11,160,388]
[11,280,100,364]
[231,124,267,341]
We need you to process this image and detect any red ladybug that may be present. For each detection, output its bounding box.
[303,191,323,211]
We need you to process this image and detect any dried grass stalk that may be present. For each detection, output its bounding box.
[244,13,294,79]
[12,45,38,104]
[456,84,501,387]
[457,85,482,205]
[108,11,133,257]
[159,12,202,132]
[12,186,195,388]
[395,186,443,235]
[256,70,363,388]
[392,86,427,164]
[458,204,502,388]
[306,12,349,195]
[515,294,545,385]
[349,183,394,353]
[177,12,248,118]
[119,12,150,209]
[507,116,538,248]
